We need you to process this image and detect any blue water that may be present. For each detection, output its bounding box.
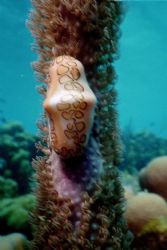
[116,1,167,137]
[0,0,167,136]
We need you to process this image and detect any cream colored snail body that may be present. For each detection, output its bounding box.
[43,55,97,158]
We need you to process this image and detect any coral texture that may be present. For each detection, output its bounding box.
[124,192,167,235]
[28,0,131,249]
[139,156,167,199]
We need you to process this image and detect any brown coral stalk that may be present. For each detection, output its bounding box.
[28,0,131,249]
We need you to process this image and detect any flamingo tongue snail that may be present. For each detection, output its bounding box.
[44,55,97,158]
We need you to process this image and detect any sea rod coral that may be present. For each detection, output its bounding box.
[28,0,131,249]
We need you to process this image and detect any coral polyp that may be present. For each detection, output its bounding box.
[44,55,97,158]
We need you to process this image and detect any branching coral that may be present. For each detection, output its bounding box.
[0,122,37,194]
[0,194,35,238]
[28,0,131,249]
[120,130,167,173]
[0,176,18,199]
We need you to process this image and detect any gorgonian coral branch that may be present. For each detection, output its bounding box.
[28,0,123,166]
[28,0,131,249]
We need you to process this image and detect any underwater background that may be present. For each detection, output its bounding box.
[0,0,167,136]
[0,0,167,249]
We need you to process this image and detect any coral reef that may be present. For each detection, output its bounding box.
[0,121,37,240]
[131,217,167,250]
[28,0,132,249]
[139,156,167,199]
[0,176,18,199]
[121,170,140,195]
[0,233,30,250]
[124,192,167,235]
[0,121,37,194]
[120,130,167,173]
[119,128,167,248]
[0,194,35,239]
[123,185,135,200]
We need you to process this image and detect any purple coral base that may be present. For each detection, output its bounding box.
[47,134,103,228]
